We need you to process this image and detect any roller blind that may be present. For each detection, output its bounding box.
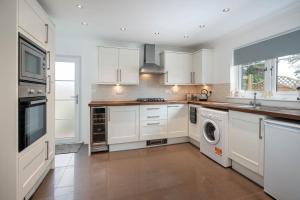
[234,29,300,66]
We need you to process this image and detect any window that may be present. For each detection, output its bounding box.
[240,61,266,92]
[276,54,300,92]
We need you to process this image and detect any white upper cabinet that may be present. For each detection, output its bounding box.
[119,48,140,84]
[228,111,265,176]
[161,49,213,85]
[18,0,49,48]
[161,51,192,85]
[98,47,119,84]
[192,49,214,84]
[97,47,139,85]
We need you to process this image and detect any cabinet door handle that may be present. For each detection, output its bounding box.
[168,105,180,108]
[120,69,122,82]
[45,141,49,160]
[107,108,110,121]
[146,108,160,110]
[259,118,263,140]
[190,72,192,83]
[45,24,49,44]
[147,116,160,118]
[47,75,51,94]
[166,71,168,83]
[116,69,119,82]
[193,72,195,83]
[147,122,160,126]
[47,51,51,70]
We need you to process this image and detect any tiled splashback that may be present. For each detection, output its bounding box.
[92,74,209,100]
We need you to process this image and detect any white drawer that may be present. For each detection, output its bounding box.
[140,105,167,120]
[140,119,167,140]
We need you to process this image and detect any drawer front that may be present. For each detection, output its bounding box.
[140,120,167,140]
[140,105,167,120]
[19,139,47,198]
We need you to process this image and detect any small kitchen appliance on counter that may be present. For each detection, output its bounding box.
[199,89,210,101]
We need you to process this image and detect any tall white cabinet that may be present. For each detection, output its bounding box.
[17,0,56,199]
[97,47,139,85]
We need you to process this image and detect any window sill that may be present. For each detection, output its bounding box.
[227,96,299,102]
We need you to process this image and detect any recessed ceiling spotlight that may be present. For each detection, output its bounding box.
[199,25,206,28]
[184,35,189,39]
[222,8,230,13]
[120,27,127,31]
[154,32,160,35]
[76,4,83,9]
[81,21,88,26]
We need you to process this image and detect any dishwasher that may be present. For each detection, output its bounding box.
[264,119,300,200]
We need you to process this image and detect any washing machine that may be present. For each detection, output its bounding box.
[200,107,231,167]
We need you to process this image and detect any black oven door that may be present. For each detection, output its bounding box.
[19,37,46,84]
[19,96,47,152]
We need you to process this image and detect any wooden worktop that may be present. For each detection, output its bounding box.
[89,100,300,121]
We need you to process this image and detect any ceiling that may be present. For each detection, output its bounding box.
[38,0,299,46]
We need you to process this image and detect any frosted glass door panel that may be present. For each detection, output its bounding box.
[55,60,78,141]
[55,81,75,100]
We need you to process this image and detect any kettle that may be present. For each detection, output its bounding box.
[199,89,209,101]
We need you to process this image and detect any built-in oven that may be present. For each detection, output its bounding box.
[19,82,47,152]
[19,35,47,84]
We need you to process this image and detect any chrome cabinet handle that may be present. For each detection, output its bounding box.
[147,122,160,126]
[45,141,49,160]
[120,69,122,82]
[45,24,49,44]
[146,108,160,110]
[47,51,51,70]
[190,72,192,83]
[259,118,263,140]
[47,75,51,94]
[193,72,195,83]
[107,108,110,121]
[147,116,160,118]
[116,69,119,82]
[168,105,180,108]
[166,71,168,82]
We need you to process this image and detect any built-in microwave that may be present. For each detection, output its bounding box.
[19,35,47,84]
[18,82,47,152]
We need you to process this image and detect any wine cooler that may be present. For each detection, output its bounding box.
[90,107,108,153]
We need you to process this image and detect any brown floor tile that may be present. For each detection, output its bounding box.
[32,144,273,200]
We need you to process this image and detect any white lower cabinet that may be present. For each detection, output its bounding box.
[228,111,265,176]
[167,104,188,138]
[107,106,140,144]
[18,137,48,198]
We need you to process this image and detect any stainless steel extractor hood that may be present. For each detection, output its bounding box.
[140,44,164,74]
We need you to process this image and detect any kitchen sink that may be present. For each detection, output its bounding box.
[237,105,262,109]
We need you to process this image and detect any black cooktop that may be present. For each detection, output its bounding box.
[136,98,166,102]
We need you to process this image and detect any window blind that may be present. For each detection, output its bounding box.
[234,29,300,66]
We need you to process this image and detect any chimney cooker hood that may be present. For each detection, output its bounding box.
[140,44,164,74]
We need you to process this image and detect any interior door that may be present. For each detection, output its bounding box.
[55,56,80,144]
[118,48,139,84]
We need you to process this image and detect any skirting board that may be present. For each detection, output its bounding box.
[232,161,264,187]
[189,138,200,149]
[109,137,189,152]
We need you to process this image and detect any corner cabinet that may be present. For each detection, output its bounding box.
[107,106,140,144]
[228,111,265,176]
[167,104,188,138]
[97,47,139,85]
[161,49,213,85]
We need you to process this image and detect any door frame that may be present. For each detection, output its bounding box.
[55,55,81,144]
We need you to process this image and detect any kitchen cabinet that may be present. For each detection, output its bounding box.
[228,111,265,176]
[97,47,139,85]
[167,104,188,138]
[140,105,168,140]
[188,105,201,142]
[107,106,140,144]
[161,51,192,85]
[18,0,49,48]
[192,49,214,84]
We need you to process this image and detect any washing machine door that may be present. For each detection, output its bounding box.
[203,119,220,145]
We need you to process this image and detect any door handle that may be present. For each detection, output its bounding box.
[190,72,192,83]
[71,95,79,104]
[47,75,51,94]
[259,118,263,140]
[45,141,49,161]
[166,71,168,83]
[192,72,195,83]
[120,69,122,82]
[45,24,49,44]
[147,122,160,126]
[147,116,160,118]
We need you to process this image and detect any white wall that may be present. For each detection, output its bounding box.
[203,4,300,84]
[55,37,195,143]
[0,0,18,199]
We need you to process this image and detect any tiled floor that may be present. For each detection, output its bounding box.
[32,144,273,200]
